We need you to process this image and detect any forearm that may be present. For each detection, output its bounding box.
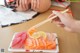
[71,20,80,33]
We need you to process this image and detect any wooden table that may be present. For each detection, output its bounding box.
[0,6,80,53]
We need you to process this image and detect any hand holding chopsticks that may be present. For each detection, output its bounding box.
[30,9,69,29]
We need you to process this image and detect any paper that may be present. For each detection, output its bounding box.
[0,6,37,27]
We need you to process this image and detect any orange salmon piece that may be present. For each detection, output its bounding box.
[37,38,45,49]
[47,41,56,49]
[24,38,33,50]
[24,37,37,50]
[28,28,37,36]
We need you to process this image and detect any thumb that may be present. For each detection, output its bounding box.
[52,10,65,20]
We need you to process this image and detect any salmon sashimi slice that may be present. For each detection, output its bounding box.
[37,37,45,49]
[24,31,56,50]
[28,28,37,36]
[24,37,37,49]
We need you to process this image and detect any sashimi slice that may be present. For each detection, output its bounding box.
[37,37,45,49]
[12,32,27,48]
[12,37,21,47]
[28,28,37,36]
[15,32,28,38]
[47,41,56,49]
[24,38,37,50]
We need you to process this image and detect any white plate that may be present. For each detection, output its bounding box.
[8,33,59,53]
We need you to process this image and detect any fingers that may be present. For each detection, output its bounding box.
[49,10,75,32]
[52,11,66,26]
[15,0,19,7]
[53,20,65,27]
[31,0,34,9]
[52,10,71,22]
[18,0,23,11]
[49,11,65,27]
[36,0,40,9]
[52,11,65,20]
[16,0,29,11]
[34,0,37,10]
[51,16,59,22]
[21,0,25,10]
[25,0,28,10]
[31,0,40,11]
[15,0,22,11]
[48,12,62,24]
[31,0,37,10]
[21,0,27,11]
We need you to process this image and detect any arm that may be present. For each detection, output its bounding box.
[72,20,80,33]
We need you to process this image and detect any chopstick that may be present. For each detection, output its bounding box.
[30,9,69,29]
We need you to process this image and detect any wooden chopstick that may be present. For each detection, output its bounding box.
[30,9,69,29]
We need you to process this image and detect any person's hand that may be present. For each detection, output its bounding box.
[31,0,40,11]
[15,0,30,12]
[49,10,76,32]
[31,0,51,13]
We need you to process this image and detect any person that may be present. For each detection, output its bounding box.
[0,0,51,13]
[48,10,80,33]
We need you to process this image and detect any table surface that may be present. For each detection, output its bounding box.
[0,6,80,53]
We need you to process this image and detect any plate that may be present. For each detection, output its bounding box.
[8,33,59,53]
